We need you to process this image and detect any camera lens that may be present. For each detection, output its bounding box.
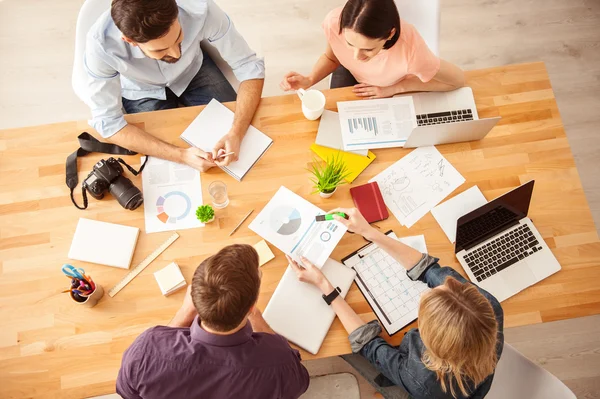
[109,176,144,210]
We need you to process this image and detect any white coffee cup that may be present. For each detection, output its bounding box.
[297,88,326,120]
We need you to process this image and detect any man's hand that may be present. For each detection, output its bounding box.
[287,255,333,294]
[247,306,275,334]
[280,71,312,92]
[182,147,216,172]
[352,83,399,99]
[212,131,241,166]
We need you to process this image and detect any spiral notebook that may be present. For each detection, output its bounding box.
[342,231,430,335]
[180,99,273,181]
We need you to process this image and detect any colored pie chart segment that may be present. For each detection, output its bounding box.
[156,191,192,224]
[270,207,302,236]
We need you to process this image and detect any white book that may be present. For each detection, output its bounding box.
[315,110,368,156]
[154,262,187,296]
[180,99,273,181]
[68,218,139,269]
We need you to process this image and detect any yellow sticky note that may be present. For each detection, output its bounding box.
[253,240,275,267]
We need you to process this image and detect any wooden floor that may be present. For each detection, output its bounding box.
[1,0,599,397]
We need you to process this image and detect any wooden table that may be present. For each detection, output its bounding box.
[1,62,599,398]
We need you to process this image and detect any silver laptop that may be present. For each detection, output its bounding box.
[396,87,501,148]
[455,181,561,302]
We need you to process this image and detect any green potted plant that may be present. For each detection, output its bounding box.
[308,152,351,198]
[196,204,215,223]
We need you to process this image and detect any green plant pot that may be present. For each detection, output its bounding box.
[319,187,337,199]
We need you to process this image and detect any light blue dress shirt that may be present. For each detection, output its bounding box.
[83,0,265,138]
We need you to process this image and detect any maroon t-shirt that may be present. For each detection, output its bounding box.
[117,317,309,399]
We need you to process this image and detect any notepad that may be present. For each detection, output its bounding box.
[154,262,187,296]
[316,110,368,156]
[180,99,273,181]
[310,144,376,183]
[68,218,139,269]
[431,186,488,243]
[253,239,275,267]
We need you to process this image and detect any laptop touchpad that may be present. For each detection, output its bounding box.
[501,261,538,292]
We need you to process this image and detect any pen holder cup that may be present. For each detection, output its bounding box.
[70,285,104,308]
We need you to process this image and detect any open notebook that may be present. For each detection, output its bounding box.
[180,99,273,181]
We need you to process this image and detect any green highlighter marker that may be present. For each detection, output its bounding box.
[315,212,348,222]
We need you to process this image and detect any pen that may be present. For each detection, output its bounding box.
[229,209,254,236]
[216,151,235,160]
[315,212,348,222]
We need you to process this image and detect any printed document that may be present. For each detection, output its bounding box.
[249,186,347,268]
[431,186,487,243]
[337,97,416,150]
[142,157,204,234]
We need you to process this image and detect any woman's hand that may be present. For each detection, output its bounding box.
[330,207,375,239]
[280,71,313,91]
[352,83,399,99]
[286,255,333,294]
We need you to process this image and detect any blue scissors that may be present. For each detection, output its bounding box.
[62,264,86,280]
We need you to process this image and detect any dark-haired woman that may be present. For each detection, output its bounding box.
[280,0,465,98]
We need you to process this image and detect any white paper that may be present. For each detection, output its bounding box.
[154,262,187,296]
[249,186,347,268]
[370,146,465,228]
[337,97,416,150]
[431,186,487,243]
[316,110,368,156]
[180,99,273,181]
[141,157,204,234]
[343,233,430,334]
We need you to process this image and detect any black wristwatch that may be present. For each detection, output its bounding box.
[322,286,341,305]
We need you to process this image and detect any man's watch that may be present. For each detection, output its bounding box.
[322,287,341,305]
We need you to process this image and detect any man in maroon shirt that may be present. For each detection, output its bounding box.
[117,244,310,399]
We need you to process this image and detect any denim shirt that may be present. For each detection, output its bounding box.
[349,255,504,399]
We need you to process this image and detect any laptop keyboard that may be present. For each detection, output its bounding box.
[456,206,515,247]
[462,225,544,283]
[416,109,474,126]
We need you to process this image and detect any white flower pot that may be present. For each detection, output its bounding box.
[203,216,215,224]
[319,187,337,199]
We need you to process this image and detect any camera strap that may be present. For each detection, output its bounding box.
[66,132,148,209]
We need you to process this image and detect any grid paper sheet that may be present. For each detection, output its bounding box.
[343,232,430,335]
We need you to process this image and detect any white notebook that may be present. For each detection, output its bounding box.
[154,262,187,296]
[316,110,368,156]
[68,218,139,269]
[263,258,356,355]
[180,99,273,181]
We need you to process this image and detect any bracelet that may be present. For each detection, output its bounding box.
[322,286,341,306]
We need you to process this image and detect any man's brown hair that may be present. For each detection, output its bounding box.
[191,244,261,332]
[111,0,179,43]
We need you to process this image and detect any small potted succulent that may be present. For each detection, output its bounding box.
[308,153,351,198]
[196,204,215,223]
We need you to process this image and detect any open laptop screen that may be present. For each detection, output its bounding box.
[455,181,535,253]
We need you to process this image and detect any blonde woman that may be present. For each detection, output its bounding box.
[287,208,503,399]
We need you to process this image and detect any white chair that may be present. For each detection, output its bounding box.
[395,0,440,56]
[71,0,238,102]
[486,343,576,399]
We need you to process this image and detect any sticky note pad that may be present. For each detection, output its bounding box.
[154,262,187,296]
[253,240,275,267]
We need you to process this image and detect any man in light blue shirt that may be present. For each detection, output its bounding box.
[83,0,265,171]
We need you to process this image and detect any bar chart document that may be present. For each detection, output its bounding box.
[249,186,347,268]
[338,97,417,150]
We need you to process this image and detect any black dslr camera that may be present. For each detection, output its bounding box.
[82,157,143,210]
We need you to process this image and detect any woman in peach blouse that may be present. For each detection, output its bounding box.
[280,0,465,98]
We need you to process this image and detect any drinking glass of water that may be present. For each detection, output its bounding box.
[209,181,229,209]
